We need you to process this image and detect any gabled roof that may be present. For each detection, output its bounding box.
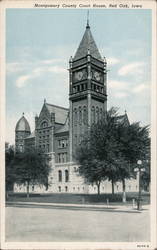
[55,122,69,134]
[45,103,69,124]
[74,24,102,61]
[15,114,30,132]
[55,114,69,134]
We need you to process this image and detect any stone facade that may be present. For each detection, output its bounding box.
[14,22,138,194]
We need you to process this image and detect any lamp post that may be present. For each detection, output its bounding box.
[134,160,145,210]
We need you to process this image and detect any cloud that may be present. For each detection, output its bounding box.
[114,92,129,98]
[47,66,66,73]
[107,57,120,66]
[132,83,149,93]
[16,75,33,88]
[7,62,26,74]
[118,62,145,76]
[15,64,67,88]
[42,59,66,64]
[109,80,128,90]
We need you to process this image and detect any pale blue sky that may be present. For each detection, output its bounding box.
[6,9,151,144]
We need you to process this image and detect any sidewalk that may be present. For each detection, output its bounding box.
[6,201,150,213]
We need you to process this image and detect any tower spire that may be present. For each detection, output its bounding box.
[86,10,90,28]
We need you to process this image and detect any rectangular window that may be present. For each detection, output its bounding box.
[58,153,61,163]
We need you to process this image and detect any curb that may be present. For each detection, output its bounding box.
[6,201,149,213]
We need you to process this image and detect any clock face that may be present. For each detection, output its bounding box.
[75,71,83,81]
[94,71,101,81]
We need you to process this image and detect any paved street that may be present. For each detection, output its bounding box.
[6,204,150,242]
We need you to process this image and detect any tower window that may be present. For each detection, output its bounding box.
[96,107,99,122]
[75,135,77,146]
[74,108,77,126]
[79,107,82,125]
[83,106,87,125]
[100,108,103,119]
[91,106,95,124]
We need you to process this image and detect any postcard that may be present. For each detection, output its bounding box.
[0,0,156,249]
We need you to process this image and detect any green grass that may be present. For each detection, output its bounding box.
[6,192,150,205]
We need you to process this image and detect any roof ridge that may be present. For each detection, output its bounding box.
[46,103,69,111]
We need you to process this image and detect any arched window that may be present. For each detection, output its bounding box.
[41,121,48,128]
[74,108,77,126]
[83,106,87,125]
[58,170,62,182]
[65,170,69,182]
[96,107,99,123]
[100,108,103,120]
[91,106,95,124]
[79,107,82,125]
[75,135,77,147]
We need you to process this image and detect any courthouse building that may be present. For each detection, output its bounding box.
[14,21,138,193]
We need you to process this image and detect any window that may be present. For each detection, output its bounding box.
[91,106,95,124]
[83,106,87,125]
[96,107,99,123]
[73,87,76,93]
[58,170,62,182]
[19,145,23,152]
[75,135,77,146]
[74,108,77,126]
[100,108,103,119]
[58,186,61,192]
[65,186,68,192]
[41,121,48,128]
[46,144,49,153]
[58,153,61,163]
[58,139,68,149]
[65,170,69,182]
[79,107,82,125]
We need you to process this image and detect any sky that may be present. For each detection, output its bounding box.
[6,8,152,144]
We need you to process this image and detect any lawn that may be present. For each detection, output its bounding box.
[6,192,150,205]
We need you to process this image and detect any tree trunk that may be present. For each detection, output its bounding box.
[26,181,30,198]
[122,179,126,203]
[111,179,114,195]
[97,182,101,195]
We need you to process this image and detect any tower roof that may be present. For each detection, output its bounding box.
[74,24,102,61]
[15,114,31,132]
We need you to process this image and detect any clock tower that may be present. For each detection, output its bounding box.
[69,21,107,161]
